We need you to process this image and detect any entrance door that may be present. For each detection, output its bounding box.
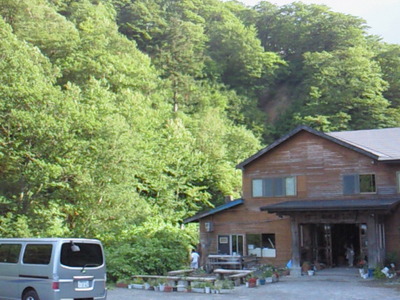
[314,224,332,266]
[301,223,364,267]
[331,224,360,266]
[217,235,230,255]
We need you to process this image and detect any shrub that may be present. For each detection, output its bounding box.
[105,219,195,281]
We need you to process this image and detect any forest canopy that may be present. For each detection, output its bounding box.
[0,0,399,278]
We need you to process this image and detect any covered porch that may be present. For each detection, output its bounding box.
[261,198,400,276]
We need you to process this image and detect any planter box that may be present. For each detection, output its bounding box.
[177,285,190,292]
[144,283,151,290]
[163,285,173,292]
[191,287,204,293]
[132,284,144,289]
[220,288,233,294]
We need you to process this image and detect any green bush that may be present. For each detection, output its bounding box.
[105,219,196,281]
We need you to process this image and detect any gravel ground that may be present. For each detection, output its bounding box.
[107,268,400,300]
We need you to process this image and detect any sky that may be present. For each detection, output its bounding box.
[238,0,400,45]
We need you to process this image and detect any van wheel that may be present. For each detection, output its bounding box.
[22,290,40,300]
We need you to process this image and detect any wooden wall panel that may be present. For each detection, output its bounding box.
[198,131,400,268]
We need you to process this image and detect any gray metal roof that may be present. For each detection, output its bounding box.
[327,128,400,161]
[183,199,244,223]
[261,198,400,214]
[237,126,400,169]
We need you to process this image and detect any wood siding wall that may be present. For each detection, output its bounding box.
[198,131,400,267]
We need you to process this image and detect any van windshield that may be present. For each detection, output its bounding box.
[60,242,103,267]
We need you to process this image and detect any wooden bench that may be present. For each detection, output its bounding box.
[213,268,253,282]
[167,269,194,276]
[228,272,252,286]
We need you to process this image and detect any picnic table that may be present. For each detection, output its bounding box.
[206,254,258,271]
[206,255,243,271]
[213,268,253,285]
[132,274,217,287]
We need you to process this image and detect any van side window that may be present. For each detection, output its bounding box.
[0,244,22,263]
[23,244,52,265]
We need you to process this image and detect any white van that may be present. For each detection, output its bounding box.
[0,238,107,300]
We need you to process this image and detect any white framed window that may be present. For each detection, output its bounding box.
[217,235,244,255]
[252,176,297,197]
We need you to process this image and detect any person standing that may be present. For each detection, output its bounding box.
[345,245,354,267]
[190,249,200,269]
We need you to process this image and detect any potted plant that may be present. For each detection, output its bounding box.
[247,276,257,288]
[163,284,173,292]
[211,284,220,294]
[302,261,312,274]
[152,279,160,291]
[263,269,273,283]
[272,271,280,282]
[219,279,234,293]
[158,277,168,292]
[131,277,144,289]
[191,282,205,293]
[116,278,130,288]
[147,279,157,290]
[203,282,213,294]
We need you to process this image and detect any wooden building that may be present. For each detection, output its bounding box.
[184,126,400,275]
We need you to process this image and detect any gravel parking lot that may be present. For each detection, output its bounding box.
[107,268,400,300]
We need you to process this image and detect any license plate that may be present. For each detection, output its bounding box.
[77,280,90,288]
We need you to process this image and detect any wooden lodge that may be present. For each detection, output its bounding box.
[184,126,400,275]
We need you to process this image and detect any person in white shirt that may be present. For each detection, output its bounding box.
[190,249,200,269]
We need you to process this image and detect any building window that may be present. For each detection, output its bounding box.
[217,235,244,255]
[343,174,376,195]
[252,177,296,197]
[246,233,276,257]
[397,172,400,193]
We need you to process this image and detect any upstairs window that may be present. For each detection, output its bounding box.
[397,172,400,193]
[343,174,376,195]
[252,177,296,197]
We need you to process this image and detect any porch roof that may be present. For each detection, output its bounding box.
[183,199,244,223]
[260,198,400,214]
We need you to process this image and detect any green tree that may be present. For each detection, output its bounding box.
[375,44,400,107]
[296,47,395,130]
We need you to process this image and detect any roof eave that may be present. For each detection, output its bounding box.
[183,199,244,223]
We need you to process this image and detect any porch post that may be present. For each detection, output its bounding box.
[290,215,301,276]
[367,214,378,269]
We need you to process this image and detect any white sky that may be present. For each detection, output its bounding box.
[238,0,400,44]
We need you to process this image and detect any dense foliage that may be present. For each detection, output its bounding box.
[0,0,399,278]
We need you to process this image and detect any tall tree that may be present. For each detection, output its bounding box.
[294,47,396,131]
